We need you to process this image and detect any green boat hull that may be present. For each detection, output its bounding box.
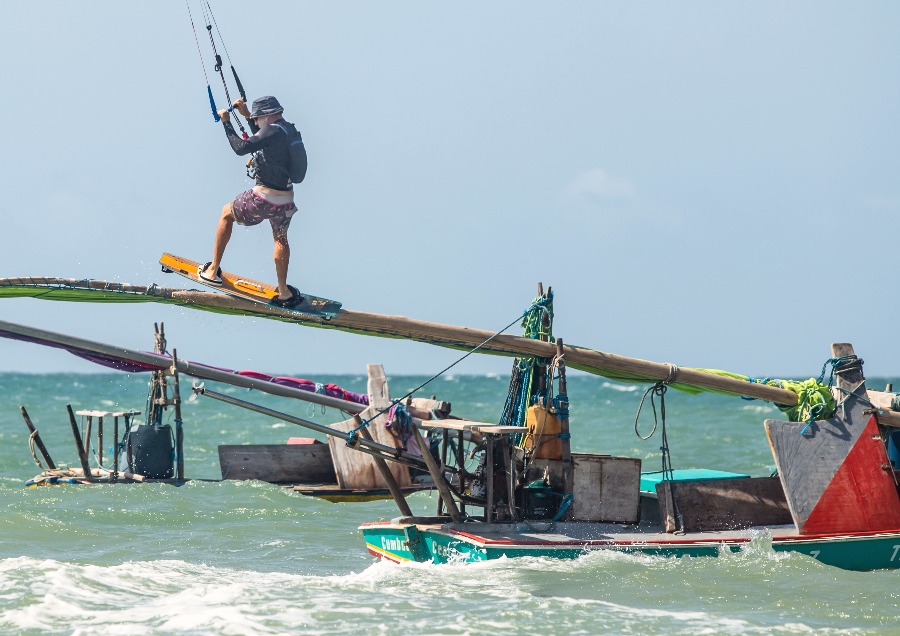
[361,522,900,571]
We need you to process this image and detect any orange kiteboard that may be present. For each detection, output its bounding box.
[159,253,341,318]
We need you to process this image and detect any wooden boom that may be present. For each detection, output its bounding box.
[151,289,800,406]
[0,276,800,406]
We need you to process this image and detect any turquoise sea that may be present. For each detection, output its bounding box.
[1,371,899,635]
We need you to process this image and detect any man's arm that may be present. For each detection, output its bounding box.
[222,118,281,156]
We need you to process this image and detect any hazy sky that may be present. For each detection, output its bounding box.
[1,2,898,379]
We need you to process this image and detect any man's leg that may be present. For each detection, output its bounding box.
[273,236,290,299]
[204,204,235,278]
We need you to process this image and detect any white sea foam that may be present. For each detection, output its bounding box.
[0,554,848,636]
[741,404,776,414]
[601,381,639,392]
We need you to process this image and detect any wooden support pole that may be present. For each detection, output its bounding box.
[172,349,185,482]
[456,429,466,516]
[199,385,427,466]
[20,406,56,469]
[557,339,572,497]
[84,416,93,465]
[486,435,495,523]
[556,339,571,462]
[111,416,119,484]
[437,428,449,517]
[534,282,551,400]
[501,439,516,521]
[410,423,462,522]
[66,404,92,479]
[355,417,413,518]
[97,417,103,467]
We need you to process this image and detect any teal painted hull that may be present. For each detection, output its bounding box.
[361,523,900,571]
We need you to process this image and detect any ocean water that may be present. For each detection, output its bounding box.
[1,371,899,635]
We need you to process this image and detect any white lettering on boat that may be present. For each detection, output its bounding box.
[431,542,459,559]
[380,536,408,553]
[891,545,900,562]
[809,550,820,559]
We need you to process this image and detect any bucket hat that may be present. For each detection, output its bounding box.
[249,96,284,118]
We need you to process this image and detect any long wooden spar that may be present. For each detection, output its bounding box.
[150,288,799,406]
[0,318,366,413]
[0,278,800,406]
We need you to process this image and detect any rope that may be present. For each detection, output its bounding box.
[199,0,247,137]
[346,297,551,446]
[633,367,683,533]
[184,0,218,122]
[499,293,555,435]
[634,381,667,440]
[796,355,864,435]
[185,0,210,85]
[817,355,862,386]
[204,0,247,103]
[28,430,44,470]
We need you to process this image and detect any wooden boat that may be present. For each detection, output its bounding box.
[6,278,900,570]
[359,341,900,571]
[360,522,900,570]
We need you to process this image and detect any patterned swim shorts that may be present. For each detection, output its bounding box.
[230,189,298,242]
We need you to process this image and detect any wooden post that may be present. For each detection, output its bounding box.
[485,435,494,523]
[534,283,551,401]
[437,428,449,516]
[556,341,570,448]
[172,348,185,482]
[410,423,462,522]
[67,405,92,479]
[501,439,516,520]
[97,417,103,467]
[83,416,92,465]
[20,406,56,469]
[456,430,466,516]
[355,417,413,517]
[111,416,119,484]
[556,338,572,499]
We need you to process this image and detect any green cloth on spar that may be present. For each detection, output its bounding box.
[693,368,836,422]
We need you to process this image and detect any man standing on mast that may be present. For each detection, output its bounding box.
[199,96,305,309]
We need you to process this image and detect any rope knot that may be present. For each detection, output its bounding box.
[663,364,679,385]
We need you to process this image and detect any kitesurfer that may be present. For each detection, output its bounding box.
[199,96,303,308]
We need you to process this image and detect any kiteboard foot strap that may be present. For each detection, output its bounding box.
[270,285,304,309]
[198,262,223,285]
